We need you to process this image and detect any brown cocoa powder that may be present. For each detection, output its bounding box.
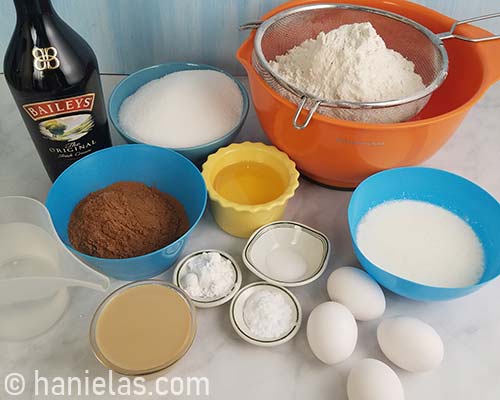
[68,181,189,259]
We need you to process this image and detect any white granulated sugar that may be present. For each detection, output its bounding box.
[356,200,485,288]
[119,70,243,148]
[180,252,236,299]
[243,288,295,340]
[270,22,425,102]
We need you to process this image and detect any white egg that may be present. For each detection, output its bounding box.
[347,358,404,400]
[377,317,444,372]
[306,301,357,365]
[327,266,385,321]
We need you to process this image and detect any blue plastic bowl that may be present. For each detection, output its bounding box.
[46,144,207,281]
[108,62,250,165]
[348,167,500,301]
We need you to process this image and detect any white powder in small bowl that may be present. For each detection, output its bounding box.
[119,70,243,148]
[180,252,236,300]
[243,288,295,340]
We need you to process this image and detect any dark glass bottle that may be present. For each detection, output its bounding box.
[4,0,111,181]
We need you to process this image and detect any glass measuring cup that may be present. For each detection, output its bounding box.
[0,196,110,341]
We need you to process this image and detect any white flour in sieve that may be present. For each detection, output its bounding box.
[269,22,425,103]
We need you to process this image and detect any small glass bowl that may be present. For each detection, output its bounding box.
[90,280,196,376]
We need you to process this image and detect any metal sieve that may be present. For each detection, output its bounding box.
[241,4,500,129]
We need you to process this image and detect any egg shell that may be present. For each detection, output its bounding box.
[377,317,444,372]
[347,358,404,400]
[306,301,357,365]
[327,266,386,321]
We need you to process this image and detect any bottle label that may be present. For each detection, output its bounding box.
[39,113,95,143]
[23,94,95,121]
[22,94,99,159]
[32,46,60,71]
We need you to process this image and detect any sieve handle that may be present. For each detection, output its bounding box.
[293,97,321,130]
[239,21,263,31]
[438,13,500,42]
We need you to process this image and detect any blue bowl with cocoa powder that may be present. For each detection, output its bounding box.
[46,144,207,280]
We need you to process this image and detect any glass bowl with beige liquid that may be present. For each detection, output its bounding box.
[90,280,196,376]
[202,142,300,238]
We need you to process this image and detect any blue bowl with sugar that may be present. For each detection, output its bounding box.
[46,144,207,281]
[108,62,249,165]
[348,167,500,301]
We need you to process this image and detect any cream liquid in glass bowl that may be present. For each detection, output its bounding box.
[90,280,196,376]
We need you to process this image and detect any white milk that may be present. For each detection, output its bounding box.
[356,200,484,288]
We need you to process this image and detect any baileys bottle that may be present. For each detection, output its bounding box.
[4,0,112,181]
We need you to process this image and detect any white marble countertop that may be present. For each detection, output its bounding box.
[1,75,499,400]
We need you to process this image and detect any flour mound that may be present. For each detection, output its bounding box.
[269,22,425,103]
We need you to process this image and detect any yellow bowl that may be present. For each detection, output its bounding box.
[202,142,300,238]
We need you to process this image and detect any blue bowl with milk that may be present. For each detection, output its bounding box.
[348,167,500,301]
[46,144,207,281]
[108,62,249,165]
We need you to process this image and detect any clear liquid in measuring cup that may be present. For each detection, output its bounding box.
[0,222,60,278]
[0,222,69,341]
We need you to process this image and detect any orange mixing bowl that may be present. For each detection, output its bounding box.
[237,0,500,188]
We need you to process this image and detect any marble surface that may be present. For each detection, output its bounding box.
[0,74,500,399]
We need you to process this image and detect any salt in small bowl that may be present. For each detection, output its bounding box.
[173,250,242,308]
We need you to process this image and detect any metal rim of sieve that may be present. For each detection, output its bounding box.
[252,4,450,111]
[243,4,500,128]
[240,3,500,130]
